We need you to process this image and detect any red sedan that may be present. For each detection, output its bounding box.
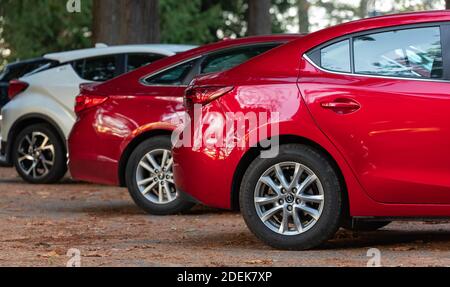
[173,11,450,250]
[68,35,301,215]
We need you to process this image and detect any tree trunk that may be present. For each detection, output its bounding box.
[93,0,160,45]
[358,0,369,18]
[447,0,450,10]
[298,0,310,34]
[247,0,271,36]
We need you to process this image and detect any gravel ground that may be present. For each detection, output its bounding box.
[0,167,449,267]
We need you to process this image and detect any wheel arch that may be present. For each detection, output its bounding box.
[230,134,349,216]
[6,114,67,162]
[118,129,173,187]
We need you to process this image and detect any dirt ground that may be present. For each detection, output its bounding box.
[0,167,449,267]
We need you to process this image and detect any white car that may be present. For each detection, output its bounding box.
[0,44,195,183]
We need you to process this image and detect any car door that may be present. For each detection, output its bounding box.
[299,23,450,204]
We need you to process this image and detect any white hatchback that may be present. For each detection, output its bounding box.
[0,44,195,183]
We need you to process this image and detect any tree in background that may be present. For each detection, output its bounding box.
[2,0,449,65]
[1,0,92,61]
[160,0,222,44]
[248,0,272,35]
[93,0,160,45]
[298,0,310,33]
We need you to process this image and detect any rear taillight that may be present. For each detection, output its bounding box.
[8,80,29,99]
[185,86,234,107]
[74,94,108,115]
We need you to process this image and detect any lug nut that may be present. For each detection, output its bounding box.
[296,199,301,204]
[279,199,284,205]
[292,188,297,193]
[287,205,293,211]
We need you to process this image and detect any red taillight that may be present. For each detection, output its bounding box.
[8,80,29,99]
[74,94,108,115]
[185,86,234,107]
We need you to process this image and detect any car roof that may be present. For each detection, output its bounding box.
[43,44,197,63]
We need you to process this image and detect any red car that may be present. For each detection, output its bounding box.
[173,11,450,250]
[68,35,301,215]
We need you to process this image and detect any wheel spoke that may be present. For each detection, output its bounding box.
[165,157,173,170]
[25,135,33,146]
[260,205,283,222]
[40,144,54,152]
[40,136,49,149]
[259,176,281,195]
[278,209,290,234]
[161,150,168,169]
[163,182,173,201]
[139,161,155,174]
[298,194,324,204]
[142,181,158,195]
[296,205,320,221]
[288,163,303,190]
[137,177,154,186]
[296,174,317,195]
[292,209,303,233]
[274,164,289,189]
[18,155,34,163]
[255,196,279,205]
[146,154,161,171]
[158,183,163,202]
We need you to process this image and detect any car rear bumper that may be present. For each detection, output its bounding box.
[0,114,12,167]
[68,116,121,186]
[173,142,245,210]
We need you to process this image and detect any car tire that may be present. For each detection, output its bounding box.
[240,144,343,250]
[12,123,67,184]
[125,136,195,215]
[342,220,391,232]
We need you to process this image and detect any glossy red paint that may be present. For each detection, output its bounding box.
[68,35,302,186]
[173,11,450,217]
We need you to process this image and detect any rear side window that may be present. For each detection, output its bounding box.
[143,59,197,86]
[142,43,283,86]
[307,25,444,80]
[320,40,351,73]
[201,44,279,74]
[73,55,117,82]
[354,27,443,79]
[126,53,166,72]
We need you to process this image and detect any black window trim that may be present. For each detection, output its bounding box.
[139,41,287,88]
[304,21,450,83]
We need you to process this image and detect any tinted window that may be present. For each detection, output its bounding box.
[127,53,166,72]
[144,60,197,85]
[354,27,443,79]
[201,44,279,74]
[320,40,351,73]
[73,56,117,82]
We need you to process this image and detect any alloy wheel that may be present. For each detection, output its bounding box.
[135,149,177,205]
[16,132,55,179]
[254,162,324,236]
